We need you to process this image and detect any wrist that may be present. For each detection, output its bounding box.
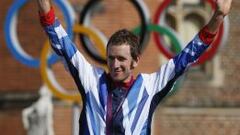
[214,10,225,20]
[205,12,224,34]
[199,25,217,45]
[39,7,55,26]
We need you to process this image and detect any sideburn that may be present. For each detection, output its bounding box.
[130,60,136,70]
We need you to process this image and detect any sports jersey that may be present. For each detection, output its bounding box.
[40,8,216,135]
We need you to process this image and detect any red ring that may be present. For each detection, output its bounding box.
[153,0,224,65]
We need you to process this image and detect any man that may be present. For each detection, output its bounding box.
[37,0,232,134]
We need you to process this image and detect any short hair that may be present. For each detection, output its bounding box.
[107,29,140,61]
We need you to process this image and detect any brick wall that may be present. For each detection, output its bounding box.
[153,108,240,135]
[0,103,73,135]
[0,0,240,135]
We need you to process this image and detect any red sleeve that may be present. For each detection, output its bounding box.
[39,7,55,26]
[199,26,217,45]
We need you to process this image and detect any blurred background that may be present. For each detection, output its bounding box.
[0,0,240,134]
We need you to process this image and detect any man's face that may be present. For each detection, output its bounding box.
[107,44,138,83]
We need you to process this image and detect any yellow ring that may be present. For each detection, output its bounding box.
[73,24,106,59]
[40,24,107,103]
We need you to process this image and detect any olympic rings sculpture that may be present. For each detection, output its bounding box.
[4,0,229,102]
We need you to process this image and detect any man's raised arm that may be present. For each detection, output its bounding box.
[36,0,51,14]
[148,0,232,96]
[36,0,105,95]
[172,0,232,75]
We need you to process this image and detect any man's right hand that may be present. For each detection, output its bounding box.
[216,0,232,17]
[205,0,232,34]
[36,0,51,14]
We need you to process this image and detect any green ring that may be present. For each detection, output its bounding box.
[132,24,182,53]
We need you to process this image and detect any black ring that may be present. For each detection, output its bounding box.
[79,0,148,64]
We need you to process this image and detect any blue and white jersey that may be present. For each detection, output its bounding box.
[43,19,209,135]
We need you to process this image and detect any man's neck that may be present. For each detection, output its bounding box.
[107,74,135,91]
[114,76,134,90]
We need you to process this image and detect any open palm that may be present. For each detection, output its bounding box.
[216,0,232,16]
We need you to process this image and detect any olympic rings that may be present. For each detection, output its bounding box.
[79,0,150,64]
[4,0,75,68]
[5,0,230,101]
[153,0,226,65]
